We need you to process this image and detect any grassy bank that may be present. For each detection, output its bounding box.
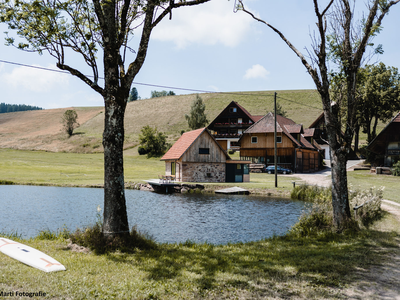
[1,149,400,201]
[0,149,296,195]
[1,213,399,299]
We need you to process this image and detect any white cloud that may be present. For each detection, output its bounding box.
[3,64,69,92]
[152,1,255,48]
[244,64,269,80]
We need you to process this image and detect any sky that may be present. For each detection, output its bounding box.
[0,0,399,109]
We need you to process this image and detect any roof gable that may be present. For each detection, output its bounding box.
[161,128,230,161]
[367,111,400,154]
[208,101,260,126]
[243,112,316,150]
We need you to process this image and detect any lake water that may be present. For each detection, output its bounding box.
[0,185,307,244]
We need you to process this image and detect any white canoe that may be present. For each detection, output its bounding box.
[0,237,66,272]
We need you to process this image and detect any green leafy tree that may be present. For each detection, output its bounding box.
[128,87,140,102]
[239,0,399,230]
[139,125,168,158]
[359,63,400,143]
[0,0,210,238]
[150,90,176,98]
[61,109,79,137]
[185,94,209,130]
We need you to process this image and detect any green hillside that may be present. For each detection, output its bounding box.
[2,89,386,153]
[77,89,324,151]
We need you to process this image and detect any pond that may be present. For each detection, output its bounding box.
[0,185,307,244]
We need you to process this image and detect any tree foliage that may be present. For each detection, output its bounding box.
[185,94,209,130]
[138,125,169,158]
[359,63,400,143]
[0,103,43,114]
[61,109,79,137]
[128,87,140,102]
[0,0,210,238]
[150,90,176,98]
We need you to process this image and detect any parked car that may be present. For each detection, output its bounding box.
[264,165,292,174]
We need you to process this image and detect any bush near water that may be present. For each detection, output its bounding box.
[290,185,384,237]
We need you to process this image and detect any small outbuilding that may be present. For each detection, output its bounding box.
[367,112,400,166]
[161,128,250,183]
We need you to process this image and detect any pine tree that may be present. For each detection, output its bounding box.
[185,94,209,130]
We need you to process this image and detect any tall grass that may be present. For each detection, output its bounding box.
[290,184,385,236]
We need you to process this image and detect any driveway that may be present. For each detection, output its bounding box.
[287,160,364,187]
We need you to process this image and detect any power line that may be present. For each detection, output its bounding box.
[0,59,276,98]
[277,95,322,111]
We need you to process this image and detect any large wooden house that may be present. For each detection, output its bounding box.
[161,128,250,183]
[239,112,320,173]
[207,101,263,151]
[367,112,400,166]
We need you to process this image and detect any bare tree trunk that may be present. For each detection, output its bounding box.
[330,149,351,228]
[102,97,129,237]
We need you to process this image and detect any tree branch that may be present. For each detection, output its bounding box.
[239,0,321,90]
[57,63,104,95]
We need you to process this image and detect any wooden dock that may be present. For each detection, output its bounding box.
[215,187,250,195]
[146,179,180,193]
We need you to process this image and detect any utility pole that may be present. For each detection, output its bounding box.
[274,92,277,188]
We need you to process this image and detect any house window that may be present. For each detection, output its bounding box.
[199,148,210,154]
[171,162,176,175]
[276,136,282,143]
[229,107,237,113]
[251,136,258,144]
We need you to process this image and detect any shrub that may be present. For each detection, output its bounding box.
[138,125,168,158]
[290,185,384,236]
[138,146,149,155]
[392,161,400,176]
[351,186,384,228]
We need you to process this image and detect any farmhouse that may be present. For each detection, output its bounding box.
[367,112,400,167]
[306,111,330,160]
[207,101,263,151]
[161,128,250,183]
[239,112,320,173]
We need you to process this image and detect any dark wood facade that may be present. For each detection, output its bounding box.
[208,101,262,150]
[367,112,400,167]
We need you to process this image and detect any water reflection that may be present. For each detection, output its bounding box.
[0,185,306,244]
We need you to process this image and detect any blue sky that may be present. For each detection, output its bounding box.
[0,0,399,109]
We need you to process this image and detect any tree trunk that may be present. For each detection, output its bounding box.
[330,148,351,229]
[354,123,360,153]
[102,97,129,237]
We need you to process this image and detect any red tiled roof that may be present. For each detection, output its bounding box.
[285,124,303,134]
[161,128,206,160]
[251,115,264,122]
[303,128,315,137]
[394,112,400,122]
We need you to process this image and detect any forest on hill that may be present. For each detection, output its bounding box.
[0,102,43,114]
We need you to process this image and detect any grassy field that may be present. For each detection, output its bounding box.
[347,170,400,203]
[0,213,399,299]
[0,148,299,196]
[1,149,400,201]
